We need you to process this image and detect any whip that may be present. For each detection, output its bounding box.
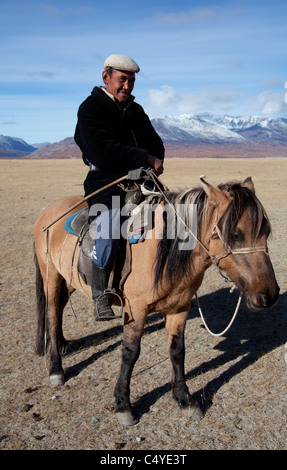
[42,174,128,232]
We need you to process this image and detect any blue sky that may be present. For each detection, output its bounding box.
[1,0,286,144]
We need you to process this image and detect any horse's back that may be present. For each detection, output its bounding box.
[34,195,86,230]
[34,195,87,266]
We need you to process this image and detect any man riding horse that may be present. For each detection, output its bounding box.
[74,54,165,320]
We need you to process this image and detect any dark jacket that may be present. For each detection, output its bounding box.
[74,86,164,203]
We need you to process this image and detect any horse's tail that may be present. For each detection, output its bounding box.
[34,244,46,356]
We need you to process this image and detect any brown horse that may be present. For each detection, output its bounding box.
[34,176,279,425]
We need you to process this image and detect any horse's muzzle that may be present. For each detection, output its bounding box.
[245,283,280,312]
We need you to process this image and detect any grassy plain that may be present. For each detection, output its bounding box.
[0,157,286,450]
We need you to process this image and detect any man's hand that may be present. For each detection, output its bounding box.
[147,154,164,175]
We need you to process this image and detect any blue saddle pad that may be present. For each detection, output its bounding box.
[64,205,148,244]
[64,209,85,236]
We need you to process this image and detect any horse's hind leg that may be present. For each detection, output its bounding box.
[165,311,203,420]
[57,278,70,354]
[46,271,69,386]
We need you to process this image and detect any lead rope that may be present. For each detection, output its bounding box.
[195,291,242,337]
[148,170,243,337]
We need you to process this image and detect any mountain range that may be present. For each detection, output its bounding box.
[1,113,287,158]
[0,135,37,157]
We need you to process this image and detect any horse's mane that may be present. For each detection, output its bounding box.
[153,180,271,288]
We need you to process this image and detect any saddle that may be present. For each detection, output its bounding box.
[64,191,158,290]
[64,207,93,285]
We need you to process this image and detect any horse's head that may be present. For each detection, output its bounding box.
[201,176,280,311]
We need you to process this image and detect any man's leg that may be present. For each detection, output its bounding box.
[91,207,121,320]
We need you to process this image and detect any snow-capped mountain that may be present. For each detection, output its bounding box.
[1,114,286,158]
[151,115,244,143]
[151,113,287,146]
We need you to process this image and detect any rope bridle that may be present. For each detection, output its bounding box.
[210,220,268,265]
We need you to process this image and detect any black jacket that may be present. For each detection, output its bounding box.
[74,86,164,202]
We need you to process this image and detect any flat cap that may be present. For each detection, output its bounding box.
[104,54,140,73]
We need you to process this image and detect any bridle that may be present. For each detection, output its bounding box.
[210,220,269,268]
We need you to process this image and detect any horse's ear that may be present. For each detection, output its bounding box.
[242,177,255,193]
[200,175,230,207]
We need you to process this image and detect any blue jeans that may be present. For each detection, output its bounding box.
[90,207,123,268]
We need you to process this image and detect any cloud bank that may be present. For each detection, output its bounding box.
[147,84,287,118]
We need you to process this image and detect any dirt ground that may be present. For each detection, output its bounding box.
[0,157,286,451]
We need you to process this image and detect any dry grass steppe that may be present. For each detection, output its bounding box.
[0,157,286,451]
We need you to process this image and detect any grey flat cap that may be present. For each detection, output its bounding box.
[104,54,140,73]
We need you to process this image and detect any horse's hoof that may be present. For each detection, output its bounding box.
[50,372,65,386]
[183,404,204,421]
[116,410,138,426]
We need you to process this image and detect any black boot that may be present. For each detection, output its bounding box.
[92,264,115,321]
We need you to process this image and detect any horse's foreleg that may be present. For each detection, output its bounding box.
[114,311,145,426]
[165,311,203,420]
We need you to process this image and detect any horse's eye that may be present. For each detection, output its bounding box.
[233,230,243,242]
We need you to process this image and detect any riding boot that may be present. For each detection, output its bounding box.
[91,263,115,321]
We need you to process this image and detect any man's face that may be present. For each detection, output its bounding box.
[103,69,135,104]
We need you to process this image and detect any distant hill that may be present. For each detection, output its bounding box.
[0,135,37,157]
[28,137,81,159]
[1,114,286,158]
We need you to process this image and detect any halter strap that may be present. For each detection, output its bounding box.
[211,221,268,265]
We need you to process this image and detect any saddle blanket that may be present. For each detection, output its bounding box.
[64,209,84,236]
[64,200,154,244]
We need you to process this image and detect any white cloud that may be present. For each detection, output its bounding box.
[154,7,242,26]
[154,8,217,25]
[146,85,238,116]
[256,90,287,116]
[25,71,57,81]
[145,84,287,118]
[30,4,97,19]
[148,85,180,108]
[263,77,284,88]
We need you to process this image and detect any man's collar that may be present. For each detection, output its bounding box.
[99,86,135,109]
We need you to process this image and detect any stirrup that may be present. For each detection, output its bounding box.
[94,289,124,321]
